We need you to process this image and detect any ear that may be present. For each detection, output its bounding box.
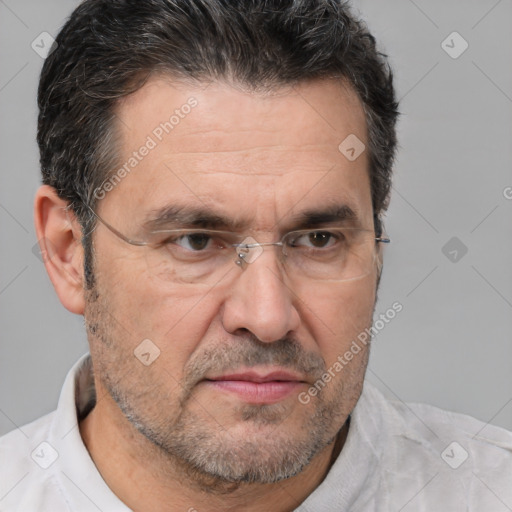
[34,185,86,315]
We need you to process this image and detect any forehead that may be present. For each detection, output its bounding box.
[103,75,372,230]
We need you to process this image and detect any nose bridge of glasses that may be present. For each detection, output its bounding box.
[234,237,286,266]
[235,232,294,265]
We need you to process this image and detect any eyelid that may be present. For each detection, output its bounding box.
[149,226,368,242]
[151,229,244,248]
[284,228,344,242]
[285,227,358,237]
[150,228,236,235]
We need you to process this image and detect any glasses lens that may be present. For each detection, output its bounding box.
[143,230,240,285]
[142,227,380,284]
[283,228,380,281]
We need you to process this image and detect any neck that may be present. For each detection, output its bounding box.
[79,393,349,512]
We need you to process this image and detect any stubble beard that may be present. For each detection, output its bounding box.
[83,280,371,493]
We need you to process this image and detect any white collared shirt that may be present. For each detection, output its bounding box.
[1,353,511,511]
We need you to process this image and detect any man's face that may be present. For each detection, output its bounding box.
[85,76,378,483]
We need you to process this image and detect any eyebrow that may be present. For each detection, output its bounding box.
[290,204,359,229]
[142,203,360,232]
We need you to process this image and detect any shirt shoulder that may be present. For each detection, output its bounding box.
[0,411,72,512]
[380,385,512,461]
[364,382,512,511]
[0,354,129,512]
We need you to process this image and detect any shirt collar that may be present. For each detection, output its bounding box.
[48,353,131,511]
[297,382,388,511]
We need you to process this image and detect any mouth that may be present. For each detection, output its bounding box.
[203,369,307,404]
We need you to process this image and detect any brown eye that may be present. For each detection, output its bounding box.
[169,233,213,251]
[290,231,338,249]
[185,233,211,251]
[307,232,333,248]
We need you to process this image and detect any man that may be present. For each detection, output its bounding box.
[1,0,511,510]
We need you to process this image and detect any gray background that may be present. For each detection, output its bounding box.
[0,0,511,437]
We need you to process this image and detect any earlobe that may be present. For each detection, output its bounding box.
[34,185,86,315]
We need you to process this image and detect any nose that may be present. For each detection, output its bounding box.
[221,247,301,343]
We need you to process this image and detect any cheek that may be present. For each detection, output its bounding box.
[107,273,221,370]
[295,276,376,364]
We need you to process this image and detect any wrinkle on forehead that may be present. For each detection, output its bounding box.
[151,144,337,155]
[114,75,367,152]
[102,76,372,231]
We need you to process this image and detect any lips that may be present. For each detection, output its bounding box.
[204,369,306,404]
[208,370,304,383]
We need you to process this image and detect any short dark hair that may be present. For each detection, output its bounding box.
[37,0,399,288]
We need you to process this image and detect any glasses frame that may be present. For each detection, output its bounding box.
[89,208,390,278]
